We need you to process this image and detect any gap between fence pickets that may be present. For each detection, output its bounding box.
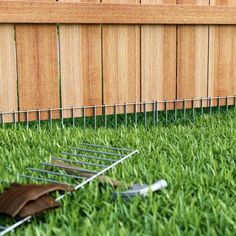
[1,2,236,24]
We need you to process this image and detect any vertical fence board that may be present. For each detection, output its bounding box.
[16,0,59,121]
[1,1,236,125]
[60,0,102,118]
[141,0,177,111]
[103,0,140,113]
[209,0,236,106]
[177,0,209,108]
[0,25,18,123]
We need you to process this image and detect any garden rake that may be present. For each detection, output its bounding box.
[50,159,168,200]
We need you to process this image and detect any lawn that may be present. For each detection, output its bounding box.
[0,110,235,236]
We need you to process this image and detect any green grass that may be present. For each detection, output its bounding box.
[0,111,235,236]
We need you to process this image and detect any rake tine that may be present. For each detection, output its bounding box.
[61,151,117,162]
[28,167,84,180]
[51,156,108,168]
[70,147,125,157]
[41,162,98,175]
[19,174,68,185]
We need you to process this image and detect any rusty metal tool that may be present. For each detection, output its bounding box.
[0,144,138,236]
[50,159,123,188]
[50,160,167,200]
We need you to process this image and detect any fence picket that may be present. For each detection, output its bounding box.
[209,0,236,106]
[59,0,102,118]
[103,0,140,114]
[177,0,209,109]
[16,0,59,121]
[141,0,177,112]
[0,25,18,123]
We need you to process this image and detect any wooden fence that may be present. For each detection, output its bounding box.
[1,0,236,123]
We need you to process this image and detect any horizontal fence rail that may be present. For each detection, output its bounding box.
[1,2,236,24]
[1,96,235,129]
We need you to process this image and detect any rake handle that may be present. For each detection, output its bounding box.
[51,160,123,188]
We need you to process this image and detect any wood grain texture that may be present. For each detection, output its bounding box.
[209,0,236,106]
[59,0,102,118]
[177,0,209,108]
[141,0,177,111]
[16,0,59,121]
[103,0,140,113]
[2,1,236,24]
[0,25,18,123]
